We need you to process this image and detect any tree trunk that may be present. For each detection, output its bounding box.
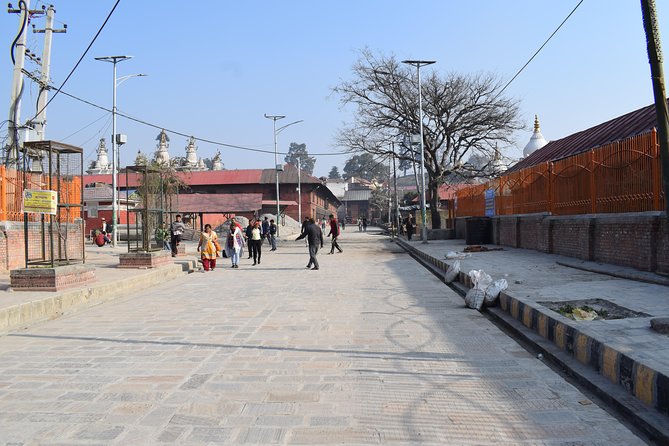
[429,182,441,229]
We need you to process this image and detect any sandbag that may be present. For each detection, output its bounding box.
[465,288,486,310]
[484,278,508,307]
[444,260,460,283]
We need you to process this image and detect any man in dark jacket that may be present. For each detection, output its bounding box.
[295,218,323,270]
[327,214,343,254]
[261,217,270,244]
[170,214,186,257]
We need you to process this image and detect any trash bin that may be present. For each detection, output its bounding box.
[465,217,492,245]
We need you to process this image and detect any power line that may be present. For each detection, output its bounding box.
[497,0,585,98]
[29,0,121,123]
[53,88,349,157]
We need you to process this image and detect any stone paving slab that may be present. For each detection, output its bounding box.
[397,236,669,434]
[0,229,646,444]
[0,244,197,334]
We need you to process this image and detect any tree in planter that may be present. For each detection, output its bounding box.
[333,49,522,228]
[284,143,316,175]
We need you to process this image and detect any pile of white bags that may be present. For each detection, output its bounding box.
[464,269,508,311]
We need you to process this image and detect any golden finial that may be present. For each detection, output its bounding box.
[534,115,541,132]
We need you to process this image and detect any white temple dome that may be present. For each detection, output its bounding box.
[523,115,548,158]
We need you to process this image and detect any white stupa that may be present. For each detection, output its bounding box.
[177,136,207,171]
[154,129,171,165]
[86,138,112,174]
[523,115,548,158]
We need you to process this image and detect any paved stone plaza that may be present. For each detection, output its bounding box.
[0,229,647,444]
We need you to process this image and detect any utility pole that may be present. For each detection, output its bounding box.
[32,5,66,141]
[387,149,392,230]
[641,0,669,219]
[6,1,45,164]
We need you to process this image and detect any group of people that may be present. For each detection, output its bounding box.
[92,218,113,247]
[244,217,277,265]
[296,214,342,270]
[194,216,278,272]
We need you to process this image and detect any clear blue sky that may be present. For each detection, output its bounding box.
[1,1,668,177]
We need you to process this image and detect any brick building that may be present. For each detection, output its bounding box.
[83,164,340,230]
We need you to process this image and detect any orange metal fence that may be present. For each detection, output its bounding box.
[456,130,665,217]
[0,165,82,222]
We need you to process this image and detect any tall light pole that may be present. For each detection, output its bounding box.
[95,55,132,247]
[264,114,285,237]
[402,59,436,244]
[264,115,303,236]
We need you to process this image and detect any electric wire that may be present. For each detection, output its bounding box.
[60,112,110,142]
[28,0,121,124]
[497,0,585,98]
[53,88,349,157]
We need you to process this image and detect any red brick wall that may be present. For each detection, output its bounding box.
[550,217,592,260]
[486,212,668,274]
[0,220,84,271]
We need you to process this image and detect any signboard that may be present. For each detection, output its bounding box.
[484,189,495,217]
[23,189,58,215]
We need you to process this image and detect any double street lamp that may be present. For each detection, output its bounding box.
[95,55,145,247]
[264,114,303,237]
[402,59,436,244]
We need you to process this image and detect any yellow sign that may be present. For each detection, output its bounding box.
[23,189,58,215]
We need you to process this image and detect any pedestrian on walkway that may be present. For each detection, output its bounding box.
[327,213,343,254]
[269,219,277,251]
[301,216,310,246]
[225,221,245,268]
[362,217,368,232]
[197,224,219,272]
[170,214,186,257]
[341,218,346,231]
[296,217,323,270]
[405,215,414,241]
[245,220,254,259]
[358,219,363,232]
[261,216,270,245]
[250,220,263,265]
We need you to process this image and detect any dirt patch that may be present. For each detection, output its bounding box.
[538,298,651,321]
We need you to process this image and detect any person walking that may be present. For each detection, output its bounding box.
[261,216,270,245]
[296,218,323,270]
[362,217,368,232]
[269,218,277,251]
[358,219,363,232]
[245,220,254,259]
[405,215,415,241]
[170,214,186,257]
[197,224,219,272]
[327,214,343,254]
[225,221,245,268]
[250,220,263,265]
[341,218,346,231]
[301,216,310,246]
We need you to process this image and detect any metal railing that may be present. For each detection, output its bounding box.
[456,130,664,217]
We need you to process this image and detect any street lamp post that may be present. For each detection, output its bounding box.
[95,55,132,247]
[402,59,436,244]
[264,114,285,237]
[264,115,304,237]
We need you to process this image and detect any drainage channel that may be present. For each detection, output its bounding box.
[399,241,663,446]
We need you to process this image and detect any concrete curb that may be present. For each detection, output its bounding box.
[0,259,197,335]
[394,237,669,444]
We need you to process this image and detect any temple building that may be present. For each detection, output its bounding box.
[523,115,548,158]
[154,129,171,165]
[178,136,207,171]
[86,138,112,174]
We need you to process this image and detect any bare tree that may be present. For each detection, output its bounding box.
[333,50,522,228]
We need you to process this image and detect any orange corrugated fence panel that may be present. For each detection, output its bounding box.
[455,129,663,218]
